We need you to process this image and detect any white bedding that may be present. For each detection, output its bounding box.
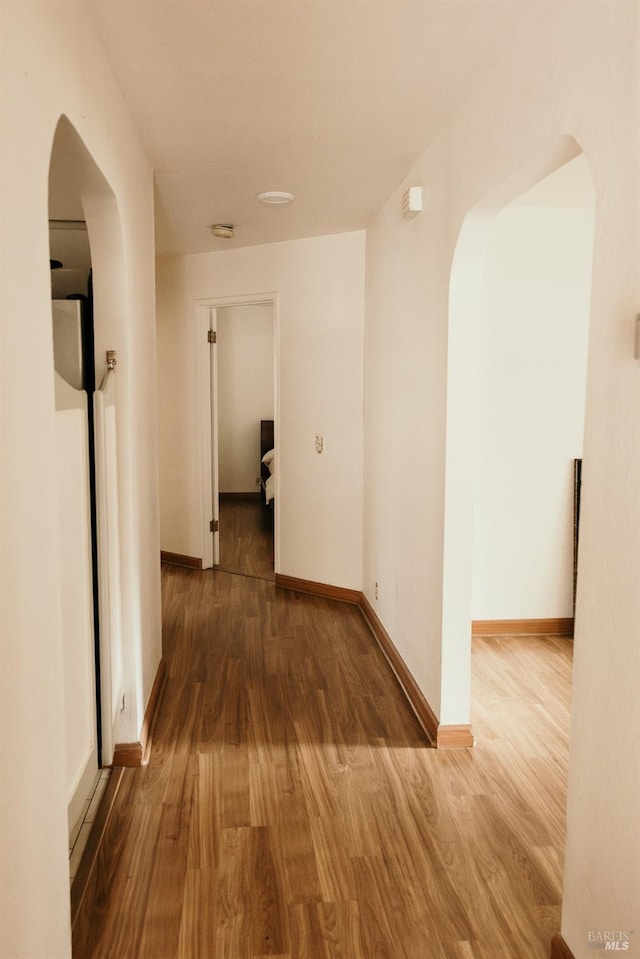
[262,448,275,504]
[265,473,275,504]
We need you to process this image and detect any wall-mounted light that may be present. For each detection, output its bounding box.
[211,224,234,239]
[402,186,423,219]
[257,191,295,205]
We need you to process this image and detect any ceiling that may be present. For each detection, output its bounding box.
[83,0,531,257]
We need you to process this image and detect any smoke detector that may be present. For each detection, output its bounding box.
[257,191,295,205]
[211,224,234,239]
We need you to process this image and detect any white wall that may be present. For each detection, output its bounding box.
[471,200,594,620]
[363,6,639,956]
[217,303,274,493]
[0,4,161,956]
[3,5,638,958]
[156,231,365,590]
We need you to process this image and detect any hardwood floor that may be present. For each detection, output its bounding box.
[217,495,274,581]
[73,567,573,958]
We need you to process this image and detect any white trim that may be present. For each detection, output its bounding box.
[196,305,214,568]
[209,307,220,566]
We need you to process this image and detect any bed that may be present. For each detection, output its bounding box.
[260,419,275,515]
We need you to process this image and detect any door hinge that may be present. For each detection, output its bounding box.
[207,329,217,344]
[210,519,219,533]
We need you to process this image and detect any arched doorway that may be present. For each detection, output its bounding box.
[48,116,127,850]
[441,135,595,730]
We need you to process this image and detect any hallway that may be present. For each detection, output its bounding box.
[72,565,572,958]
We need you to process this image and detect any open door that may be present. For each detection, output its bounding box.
[196,295,278,572]
[210,308,220,565]
[197,306,220,566]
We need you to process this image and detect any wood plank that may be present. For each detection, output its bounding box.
[176,868,219,959]
[72,565,573,959]
[359,594,440,745]
[218,496,274,581]
[70,767,125,927]
[136,681,202,958]
[550,934,576,959]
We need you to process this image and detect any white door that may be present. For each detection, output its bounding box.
[197,306,220,566]
[210,308,220,565]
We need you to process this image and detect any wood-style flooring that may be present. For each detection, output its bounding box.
[73,566,573,958]
[217,495,274,581]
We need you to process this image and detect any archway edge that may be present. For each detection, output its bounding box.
[48,112,135,764]
[48,114,117,218]
[441,133,594,729]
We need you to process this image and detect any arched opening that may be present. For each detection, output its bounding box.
[471,155,594,631]
[48,116,128,864]
[442,135,595,730]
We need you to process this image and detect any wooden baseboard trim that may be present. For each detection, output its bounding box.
[220,491,261,501]
[550,934,576,959]
[275,573,361,606]
[436,724,475,748]
[359,595,439,745]
[70,766,125,928]
[111,740,144,766]
[139,657,167,764]
[472,618,574,637]
[161,550,202,570]
[276,575,474,748]
[112,658,167,768]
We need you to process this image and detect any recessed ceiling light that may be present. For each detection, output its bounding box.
[211,224,234,239]
[257,191,295,205]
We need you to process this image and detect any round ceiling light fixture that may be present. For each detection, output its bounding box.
[257,191,295,205]
[211,223,234,239]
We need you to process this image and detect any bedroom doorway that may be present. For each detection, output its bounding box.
[197,294,277,580]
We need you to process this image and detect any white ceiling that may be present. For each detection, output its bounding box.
[84,0,529,256]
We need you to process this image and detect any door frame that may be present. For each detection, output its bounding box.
[195,292,279,571]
